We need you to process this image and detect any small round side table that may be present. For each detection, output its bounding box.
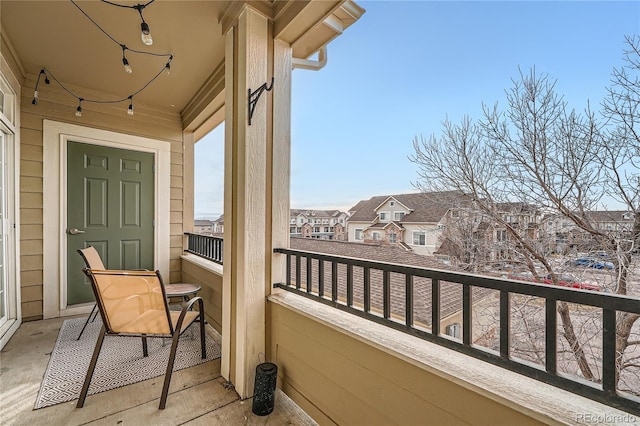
[164,283,202,303]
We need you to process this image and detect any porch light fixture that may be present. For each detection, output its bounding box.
[31,1,173,118]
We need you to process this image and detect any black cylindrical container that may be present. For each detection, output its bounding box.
[252,362,278,416]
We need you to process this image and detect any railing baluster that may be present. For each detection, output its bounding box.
[500,290,510,359]
[364,267,370,313]
[347,264,354,307]
[463,284,472,346]
[318,260,324,297]
[295,255,301,290]
[332,262,338,302]
[432,279,440,336]
[405,274,413,327]
[306,257,312,293]
[383,270,390,319]
[285,253,291,287]
[603,308,617,393]
[546,298,557,375]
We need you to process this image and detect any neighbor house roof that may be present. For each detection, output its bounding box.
[348,191,474,224]
[291,209,345,219]
[288,238,491,323]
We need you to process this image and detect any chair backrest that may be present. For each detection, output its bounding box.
[78,246,106,270]
[86,269,173,335]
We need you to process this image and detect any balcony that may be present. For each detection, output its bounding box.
[181,238,640,423]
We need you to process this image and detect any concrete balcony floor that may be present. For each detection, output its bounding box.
[1,317,316,426]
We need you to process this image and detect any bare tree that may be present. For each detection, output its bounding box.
[410,37,640,391]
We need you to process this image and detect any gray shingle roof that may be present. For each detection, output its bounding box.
[288,238,491,324]
[348,191,474,223]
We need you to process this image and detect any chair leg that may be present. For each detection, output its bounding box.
[159,332,181,409]
[77,304,98,340]
[142,335,148,357]
[199,312,206,359]
[77,325,107,408]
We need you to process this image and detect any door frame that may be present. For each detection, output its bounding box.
[0,60,21,350]
[43,120,171,319]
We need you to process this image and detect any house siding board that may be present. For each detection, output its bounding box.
[18,90,185,320]
[268,301,542,426]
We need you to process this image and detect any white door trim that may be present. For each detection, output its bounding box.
[0,57,21,350]
[43,120,171,319]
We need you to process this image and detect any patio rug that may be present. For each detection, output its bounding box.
[34,317,221,409]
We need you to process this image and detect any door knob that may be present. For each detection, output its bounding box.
[68,228,86,235]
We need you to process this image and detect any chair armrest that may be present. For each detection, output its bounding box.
[174,296,204,333]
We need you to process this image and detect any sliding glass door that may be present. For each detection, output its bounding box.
[0,131,7,330]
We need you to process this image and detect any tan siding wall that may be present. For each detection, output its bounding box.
[267,301,544,426]
[18,76,185,320]
[180,259,223,333]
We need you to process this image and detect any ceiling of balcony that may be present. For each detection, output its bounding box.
[1,1,229,113]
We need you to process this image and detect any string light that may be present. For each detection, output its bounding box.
[121,45,133,73]
[100,0,156,46]
[31,69,50,105]
[75,99,83,117]
[31,1,173,117]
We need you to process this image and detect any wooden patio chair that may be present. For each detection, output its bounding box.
[76,268,206,410]
[76,246,106,340]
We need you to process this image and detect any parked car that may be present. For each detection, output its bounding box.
[508,272,601,291]
[566,257,614,270]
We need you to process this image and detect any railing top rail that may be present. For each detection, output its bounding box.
[273,247,640,313]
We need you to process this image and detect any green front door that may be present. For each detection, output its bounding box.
[67,141,155,305]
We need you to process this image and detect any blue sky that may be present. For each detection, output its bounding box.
[194,1,640,219]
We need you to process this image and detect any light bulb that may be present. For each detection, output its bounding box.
[127,104,134,116]
[75,106,82,117]
[141,22,153,46]
[165,63,171,75]
[123,57,132,74]
[34,90,39,99]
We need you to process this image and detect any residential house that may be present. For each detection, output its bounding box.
[289,209,348,240]
[540,210,637,254]
[347,191,475,256]
[194,219,214,235]
[213,214,224,234]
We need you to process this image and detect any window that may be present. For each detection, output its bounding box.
[497,230,507,241]
[379,212,390,221]
[339,218,344,223]
[394,212,405,221]
[290,227,296,233]
[412,231,426,246]
[372,231,380,241]
[313,227,320,232]
[389,233,397,243]
[355,229,363,240]
[390,201,395,207]
[324,227,329,232]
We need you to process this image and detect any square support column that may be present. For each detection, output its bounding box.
[221,6,292,398]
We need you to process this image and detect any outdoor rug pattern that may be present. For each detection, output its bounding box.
[34,317,221,409]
